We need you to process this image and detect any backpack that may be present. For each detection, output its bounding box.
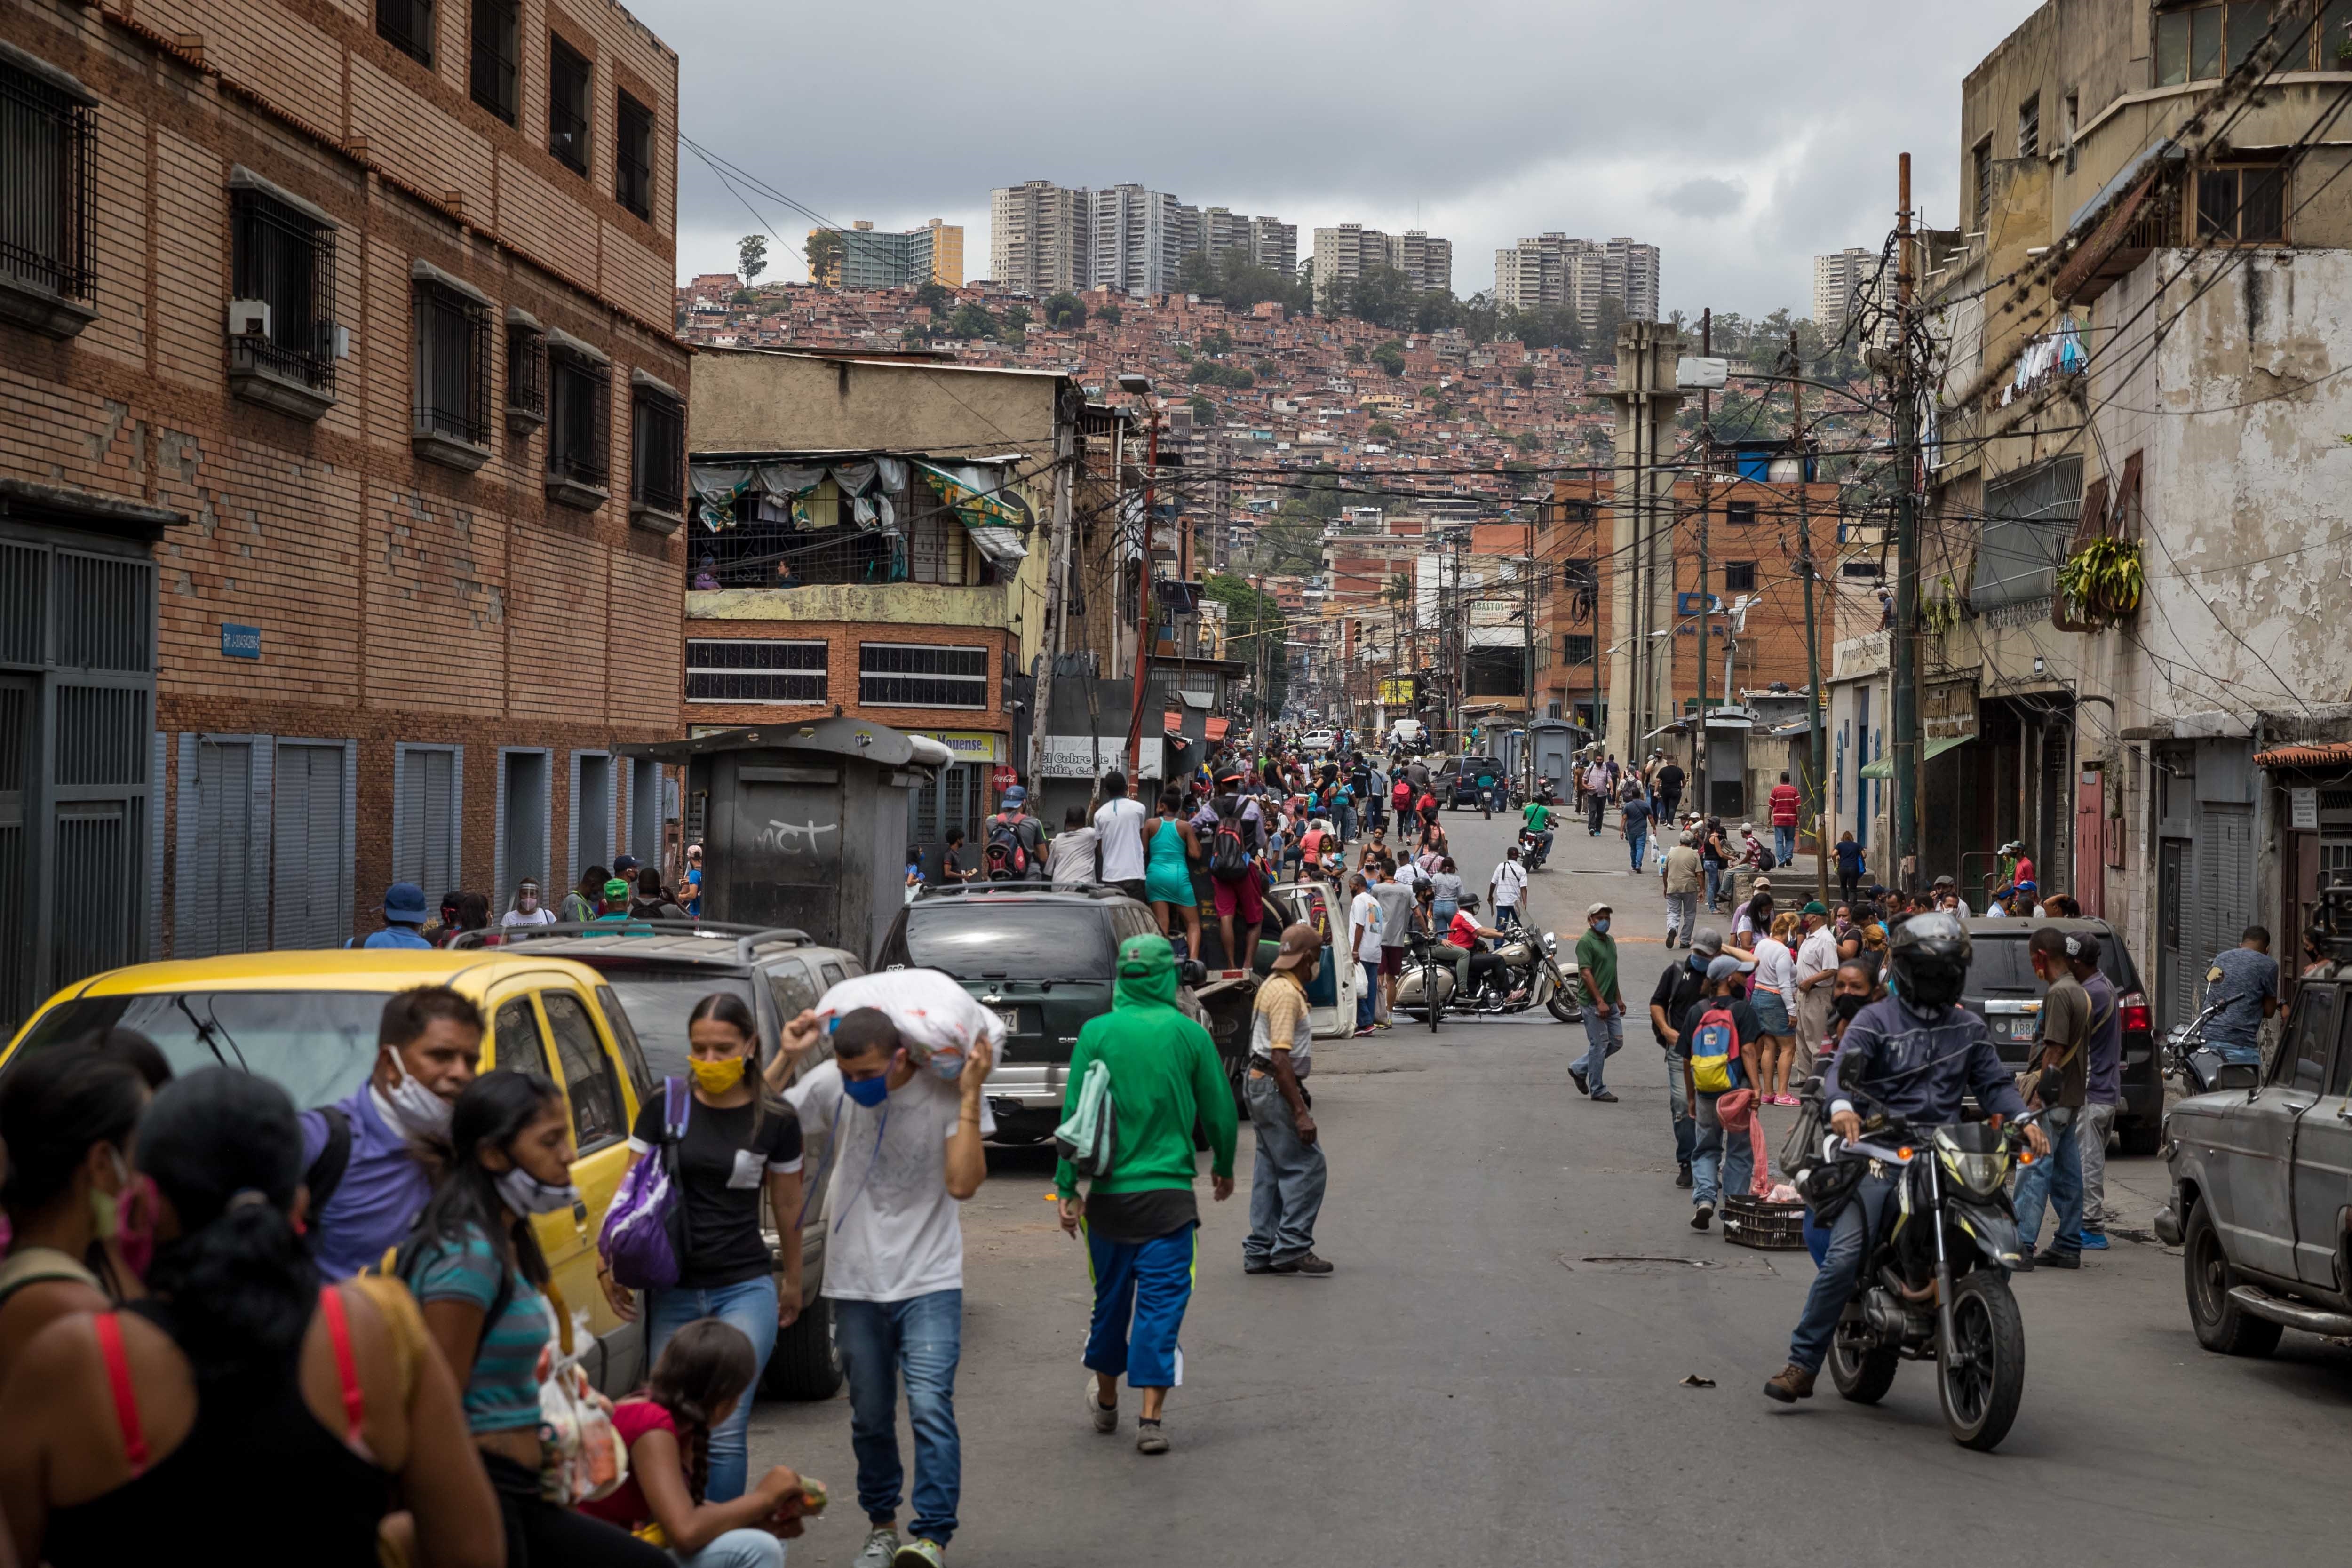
[1754,844,1778,873]
[1689,1003,1745,1093]
[985,812,1033,879]
[1054,1057,1118,1177]
[596,1076,692,1290]
[1209,815,1251,881]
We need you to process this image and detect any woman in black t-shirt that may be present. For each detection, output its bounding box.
[596,992,803,1503]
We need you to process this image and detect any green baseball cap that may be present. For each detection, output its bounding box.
[603,877,632,903]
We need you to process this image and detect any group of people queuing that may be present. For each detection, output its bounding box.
[350,850,705,952]
[0,979,998,1568]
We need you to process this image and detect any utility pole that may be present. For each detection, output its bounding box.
[1791,328,1828,912]
[1027,390,1077,792]
[1522,504,1536,797]
[1124,403,1162,781]
[1891,152,1922,893]
[1694,307,1713,817]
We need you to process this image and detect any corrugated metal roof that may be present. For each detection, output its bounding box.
[2255,742,2352,768]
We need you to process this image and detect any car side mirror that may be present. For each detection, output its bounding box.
[2212,1060,2260,1094]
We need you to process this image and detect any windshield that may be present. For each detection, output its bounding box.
[904,905,1115,981]
[594,971,760,1082]
[7,992,390,1108]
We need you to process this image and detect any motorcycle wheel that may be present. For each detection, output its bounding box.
[1937,1271,2026,1452]
[1546,990,1582,1024]
[1426,974,1442,1033]
[1827,1329,1899,1404]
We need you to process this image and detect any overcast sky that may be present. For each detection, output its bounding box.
[635,0,2033,319]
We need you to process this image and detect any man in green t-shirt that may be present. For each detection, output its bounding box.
[1520,797,1554,861]
[1056,934,1238,1454]
[1571,902,1623,1102]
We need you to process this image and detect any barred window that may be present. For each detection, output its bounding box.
[547,342,610,493]
[469,0,518,122]
[1724,500,1757,526]
[505,322,545,423]
[377,0,435,66]
[1,52,96,306]
[1563,634,1595,665]
[630,382,683,515]
[1723,560,1757,592]
[2197,165,2286,243]
[858,644,988,710]
[687,640,827,704]
[615,91,652,219]
[413,277,491,447]
[230,185,338,395]
[548,34,589,173]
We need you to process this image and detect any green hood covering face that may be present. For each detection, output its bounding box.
[1114,932,1179,1009]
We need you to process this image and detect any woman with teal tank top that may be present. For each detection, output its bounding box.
[1144,786,1204,960]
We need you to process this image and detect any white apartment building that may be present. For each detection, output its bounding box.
[1203,208,1298,277]
[1312,223,1454,298]
[1812,247,1887,343]
[990,180,1089,295]
[991,182,1292,296]
[1089,184,1190,296]
[1494,234,1660,328]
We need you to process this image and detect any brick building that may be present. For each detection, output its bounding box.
[1,0,688,1027]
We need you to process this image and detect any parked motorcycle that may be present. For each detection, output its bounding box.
[2162,1000,2261,1097]
[1796,1084,2038,1451]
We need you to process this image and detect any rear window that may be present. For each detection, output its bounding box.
[903,904,1116,981]
[594,970,760,1081]
[1967,932,2136,996]
[7,992,390,1108]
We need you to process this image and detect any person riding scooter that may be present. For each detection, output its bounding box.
[1762,912,2049,1405]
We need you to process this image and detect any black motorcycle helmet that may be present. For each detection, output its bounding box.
[1887,909,1972,1010]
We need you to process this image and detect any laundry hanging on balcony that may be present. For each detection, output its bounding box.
[687,456,911,534]
[911,460,1032,568]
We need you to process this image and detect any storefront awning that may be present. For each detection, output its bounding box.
[1857,733,1968,780]
[1162,714,1231,743]
[2255,742,2352,769]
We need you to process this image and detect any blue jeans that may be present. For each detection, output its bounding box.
[676,1530,787,1568]
[646,1275,779,1502]
[1337,803,1357,839]
[2208,1037,2263,1067]
[1578,1007,1624,1093]
[1704,864,1723,909]
[1665,1051,1695,1169]
[1084,1223,1196,1388]
[1774,825,1796,864]
[1690,1096,1755,1209]
[1495,903,1520,931]
[1788,1171,1899,1373]
[1245,1073,1327,1265]
[1356,974,1377,1030]
[2011,1107,2084,1256]
[835,1290,964,1545]
[1628,828,1649,871]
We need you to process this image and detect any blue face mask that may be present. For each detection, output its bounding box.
[1593,919,1610,935]
[842,1073,890,1108]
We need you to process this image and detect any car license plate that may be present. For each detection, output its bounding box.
[2004,1016,2037,1039]
[994,1006,1022,1033]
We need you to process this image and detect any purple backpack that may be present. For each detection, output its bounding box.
[598,1076,691,1291]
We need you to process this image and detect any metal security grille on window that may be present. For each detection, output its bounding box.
[1563,635,1595,665]
[2017,96,2038,159]
[1724,562,1756,592]
[2197,167,2285,243]
[1,61,95,302]
[506,328,545,417]
[632,393,683,513]
[859,644,986,709]
[616,92,652,218]
[548,38,589,172]
[548,352,609,487]
[231,191,336,393]
[686,641,826,704]
[377,0,435,65]
[414,286,491,445]
[1726,501,1756,526]
[470,0,518,121]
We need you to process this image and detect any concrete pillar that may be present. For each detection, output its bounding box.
[1604,321,1685,763]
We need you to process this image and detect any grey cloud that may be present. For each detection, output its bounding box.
[1657,178,1747,220]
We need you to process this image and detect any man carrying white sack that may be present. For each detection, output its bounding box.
[778,971,999,1568]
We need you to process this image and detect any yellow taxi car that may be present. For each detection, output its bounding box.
[2,950,656,1392]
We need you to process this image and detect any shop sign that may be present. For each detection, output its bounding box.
[1037,735,1163,780]
[919,730,1005,764]
[1923,679,1979,742]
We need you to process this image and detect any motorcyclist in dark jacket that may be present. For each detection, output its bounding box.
[1764,913,2048,1404]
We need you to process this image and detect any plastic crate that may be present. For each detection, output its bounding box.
[1722,1194,1806,1251]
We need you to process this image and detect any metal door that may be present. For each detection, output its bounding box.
[2217,987,2332,1280]
[2193,803,2254,1003]
[0,676,30,1024]
[2158,838,2191,1029]
[391,746,460,899]
[574,753,613,880]
[2291,992,2352,1289]
[719,766,846,932]
[2074,767,2104,917]
[181,737,267,958]
[271,742,351,948]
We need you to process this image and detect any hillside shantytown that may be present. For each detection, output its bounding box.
[2,2,2350,1566]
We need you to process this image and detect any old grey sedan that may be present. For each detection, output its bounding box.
[2155,974,2352,1355]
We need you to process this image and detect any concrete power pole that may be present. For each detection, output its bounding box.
[1791,329,1828,912]
[1891,152,1921,892]
[1694,307,1713,815]
[1027,389,1078,791]
[1604,322,1684,765]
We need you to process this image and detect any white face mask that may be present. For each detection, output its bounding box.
[375,1047,455,1138]
[495,1163,579,1217]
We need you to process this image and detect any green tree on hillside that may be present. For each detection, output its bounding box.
[738,234,768,286]
[1042,292,1087,330]
[803,229,844,285]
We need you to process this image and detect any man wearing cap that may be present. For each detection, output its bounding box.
[1679,952,1763,1229]
[351,882,435,949]
[1244,924,1333,1277]
[1649,926,1726,1187]
[683,843,704,918]
[1793,902,1840,1080]
[1661,831,1703,949]
[591,876,636,923]
[985,785,1047,882]
[1570,903,1624,1103]
[1730,824,1766,911]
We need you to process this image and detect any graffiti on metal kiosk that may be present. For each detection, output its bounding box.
[757,817,839,856]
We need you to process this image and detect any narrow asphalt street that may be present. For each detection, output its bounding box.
[750,805,2352,1567]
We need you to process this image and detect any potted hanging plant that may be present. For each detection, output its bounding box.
[2056,535,2144,623]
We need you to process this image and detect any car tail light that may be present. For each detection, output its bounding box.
[2121,991,2151,1035]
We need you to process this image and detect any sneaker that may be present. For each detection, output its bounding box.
[1136,1418,1170,1455]
[1242,1259,1273,1274]
[1676,1164,1693,1189]
[2010,1252,2036,1273]
[1087,1380,1118,1434]
[1692,1203,1714,1231]
[1762,1363,1817,1403]
[1353,1027,1377,1037]
[1270,1252,1335,1276]
[856,1528,902,1568]
[2079,1230,2110,1250]
[2032,1248,2081,1270]
[892,1541,946,1568]
[1589,1090,1618,1103]
[1568,1063,1589,1095]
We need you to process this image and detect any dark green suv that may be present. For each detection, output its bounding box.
[874,887,1257,1141]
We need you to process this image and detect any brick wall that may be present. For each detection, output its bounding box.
[682,616,1017,747]
[4,0,691,951]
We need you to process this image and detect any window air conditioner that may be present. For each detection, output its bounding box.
[228,298,272,338]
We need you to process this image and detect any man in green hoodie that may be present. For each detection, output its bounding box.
[1056,933,1238,1456]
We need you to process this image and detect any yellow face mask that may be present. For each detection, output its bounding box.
[688,1054,748,1095]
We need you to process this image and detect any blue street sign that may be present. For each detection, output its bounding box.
[221,622,261,659]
